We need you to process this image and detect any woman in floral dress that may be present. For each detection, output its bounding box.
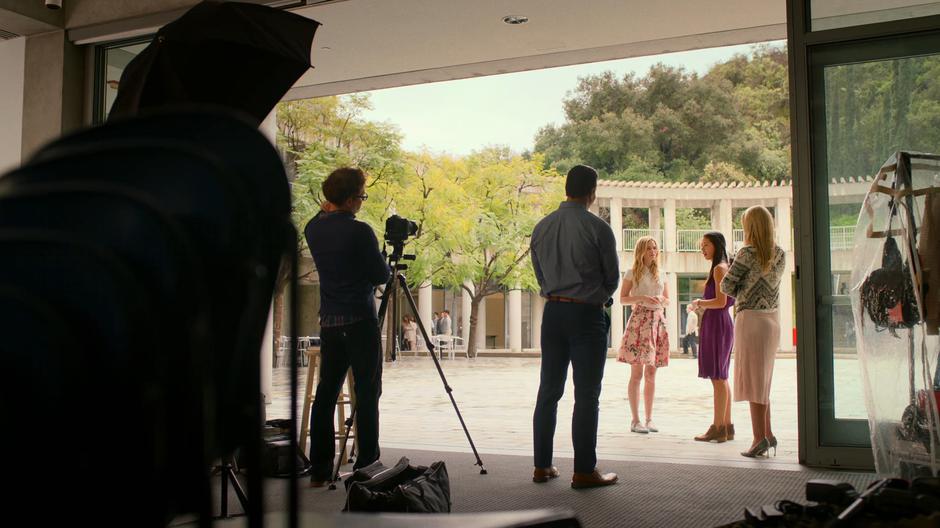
[618,236,670,434]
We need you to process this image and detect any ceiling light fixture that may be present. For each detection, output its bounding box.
[502,15,528,25]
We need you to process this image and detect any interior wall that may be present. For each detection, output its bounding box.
[0,36,24,174]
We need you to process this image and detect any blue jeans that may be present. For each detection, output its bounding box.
[533,302,609,473]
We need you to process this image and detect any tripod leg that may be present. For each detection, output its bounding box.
[376,272,398,362]
[328,406,358,490]
[397,274,487,474]
[220,462,229,518]
[227,466,249,511]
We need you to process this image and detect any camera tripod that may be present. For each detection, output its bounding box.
[327,243,487,489]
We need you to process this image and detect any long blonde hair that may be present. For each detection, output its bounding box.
[631,236,660,285]
[743,205,775,271]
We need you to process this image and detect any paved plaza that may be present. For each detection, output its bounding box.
[270,355,867,471]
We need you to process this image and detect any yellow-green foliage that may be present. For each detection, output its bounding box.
[279,96,564,295]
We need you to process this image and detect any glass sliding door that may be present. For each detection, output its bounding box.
[790,0,940,468]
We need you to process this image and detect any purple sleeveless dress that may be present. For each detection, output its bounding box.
[698,273,734,380]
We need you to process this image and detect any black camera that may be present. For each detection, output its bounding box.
[384,214,418,244]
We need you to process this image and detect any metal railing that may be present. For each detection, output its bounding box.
[830,225,855,251]
[675,229,711,252]
[620,226,852,253]
[623,228,664,251]
[732,229,746,253]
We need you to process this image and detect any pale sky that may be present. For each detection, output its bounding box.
[358,41,785,156]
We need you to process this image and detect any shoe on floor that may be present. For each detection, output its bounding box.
[645,420,658,433]
[630,421,649,434]
[533,466,560,483]
[571,470,618,489]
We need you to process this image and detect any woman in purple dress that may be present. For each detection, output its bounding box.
[690,232,735,443]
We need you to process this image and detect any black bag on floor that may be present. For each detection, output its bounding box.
[239,419,311,477]
[344,456,451,513]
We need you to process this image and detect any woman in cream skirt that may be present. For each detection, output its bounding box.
[721,206,786,458]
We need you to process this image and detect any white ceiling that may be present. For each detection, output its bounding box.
[286,0,786,100]
[60,0,787,100]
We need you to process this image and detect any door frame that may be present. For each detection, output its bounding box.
[788,0,940,469]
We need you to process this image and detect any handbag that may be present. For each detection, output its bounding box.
[860,234,920,333]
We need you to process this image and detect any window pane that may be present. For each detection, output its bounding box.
[100,41,149,122]
[811,1,940,31]
[819,52,940,426]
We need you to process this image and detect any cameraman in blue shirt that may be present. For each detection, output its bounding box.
[305,167,390,486]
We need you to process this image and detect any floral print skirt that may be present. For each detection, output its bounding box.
[619,306,669,368]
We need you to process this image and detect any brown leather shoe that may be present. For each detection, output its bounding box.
[571,469,618,489]
[533,466,560,483]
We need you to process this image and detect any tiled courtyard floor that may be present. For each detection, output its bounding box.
[269,355,866,471]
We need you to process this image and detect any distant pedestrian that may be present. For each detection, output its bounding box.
[682,305,699,358]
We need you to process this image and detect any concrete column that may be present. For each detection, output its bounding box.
[610,197,623,252]
[260,109,277,145]
[776,197,792,252]
[21,31,83,160]
[531,295,544,349]
[779,262,795,352]
[0,37,25,174]
[611,296,624,353]
[261,300,274,404]
[461,282,473,349]
[667,272,679,352]
[609,197,626,349]
[475,295,487,351]
[718,199,733,241]
[664,198,677,253]
[508,287,523,352]
[419,281,433,350]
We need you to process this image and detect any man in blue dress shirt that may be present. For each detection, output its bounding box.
[530,165,620,489]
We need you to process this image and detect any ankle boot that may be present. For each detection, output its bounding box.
[712,424,729,443]
[694,424,718,442]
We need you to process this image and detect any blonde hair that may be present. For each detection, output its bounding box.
[631,236,660,285]
[743,205,775,272]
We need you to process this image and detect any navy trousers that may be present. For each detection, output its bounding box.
[309,318,383,480]
[533,301,609,473]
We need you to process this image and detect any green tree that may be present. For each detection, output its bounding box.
[275,94,408,345]
[396,149,563,356]
[534,44,791,183]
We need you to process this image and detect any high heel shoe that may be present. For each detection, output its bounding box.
[767,435,777,456]
[740,438,770,458]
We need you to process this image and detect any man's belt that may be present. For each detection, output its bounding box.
[545,295,600,306]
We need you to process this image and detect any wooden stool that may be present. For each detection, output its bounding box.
[299,347,357,462]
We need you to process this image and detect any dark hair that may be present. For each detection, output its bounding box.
[565,165,598,198]
[703,231,729,277]
[322,167,366,205]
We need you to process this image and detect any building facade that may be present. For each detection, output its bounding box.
[427,176,871,354]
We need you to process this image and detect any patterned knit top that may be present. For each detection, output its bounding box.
[720,245,786,311]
